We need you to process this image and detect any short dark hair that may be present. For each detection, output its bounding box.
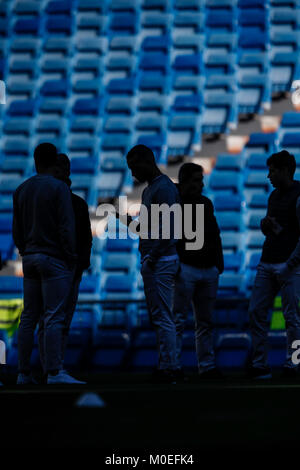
[57,153,71,174]
[267,150,296,178]
[178,163,204,185]
[34,143,57,171]
[126,144,156,165]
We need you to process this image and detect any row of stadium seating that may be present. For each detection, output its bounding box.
[1,0,300,171]
[0,293,287,371]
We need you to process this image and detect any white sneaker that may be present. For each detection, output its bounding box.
[17,373,38,385]
[47,370,86,385]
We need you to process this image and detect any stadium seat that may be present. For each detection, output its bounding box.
[209,171,243,194]
[237,74,271,114]
[215,332,251,368]
[271,52,300,92]
[202,92,238,134]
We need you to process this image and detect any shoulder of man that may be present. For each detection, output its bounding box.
[71,191,88,208]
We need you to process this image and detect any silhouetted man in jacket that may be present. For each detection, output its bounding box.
[248,150,300,379]
[124,145,180,383]
[173,163,224,380]
[13,143,77,385]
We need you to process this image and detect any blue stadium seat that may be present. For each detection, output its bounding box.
[246,153,268,170]
[248,193,268,208]
[0,276,23,297]
[43,37,70,56]
[244,171,271,192]
[77,0,107,12]
[46,0,73,15]
[206,10,237,32]
[238,74,271,114]
[13,1,41,16]
[106,237,135,252]
[40,79,69,97]
[280,133,300,153]
[205,52,236,77]
[202,92,238,134]
[108,77,137,95]
[91,329,130,368]
[102,253,136,273]
[215,332,251,368]
[172,34,204,55]
[209,171,243,193]
[214,154,243,172]
[14,18,41,35]
[271,52,300,92]
[173,12,205,33]
[105,95,136,115]
[7,98,37,116]
[70,157,98,174]
[214,193,243,211]
[172,75,204,95]
[238,29,269,51]
[173,54,203,75]
[46,16,73,36]
[167,114,202,156]
[109,35,137,53]
[221,232,242,251]
[224,251,244,272]
[172,94,202,113]
[218,273,245,296]
[72,97,103,115]
[110,13,139,34]
[174,0,203,10]
[141,35,171,53]
[216,211,243,231]
[140,52,169,74]
[238,8,268,32]
[270,8,300,31]
[141,0,170,11]
[141,12,171,34]
[244,132,276,156]
[206,32,237,53]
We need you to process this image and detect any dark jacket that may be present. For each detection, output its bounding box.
[176,185,224,273]
[71,192,92,278]
[261,180,300,265]
[13,174,77,265]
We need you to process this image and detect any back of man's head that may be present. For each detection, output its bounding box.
[178,163,204,185]
[267,150,296,178]
[34,143,58,174]
[126,144,156,166]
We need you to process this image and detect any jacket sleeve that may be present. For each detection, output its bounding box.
[12,189,25,256]
[56,182,77,266]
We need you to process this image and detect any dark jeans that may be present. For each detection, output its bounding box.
[249,262,300,369]
[39,275,82,371]
[19,253,74,373]
[141,256,180,370]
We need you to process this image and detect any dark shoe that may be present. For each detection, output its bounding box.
[280,367,298,379]
[198,368,223,379]
[174,368,189,383]
[151,369,177,385]
[246,366,272,379]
